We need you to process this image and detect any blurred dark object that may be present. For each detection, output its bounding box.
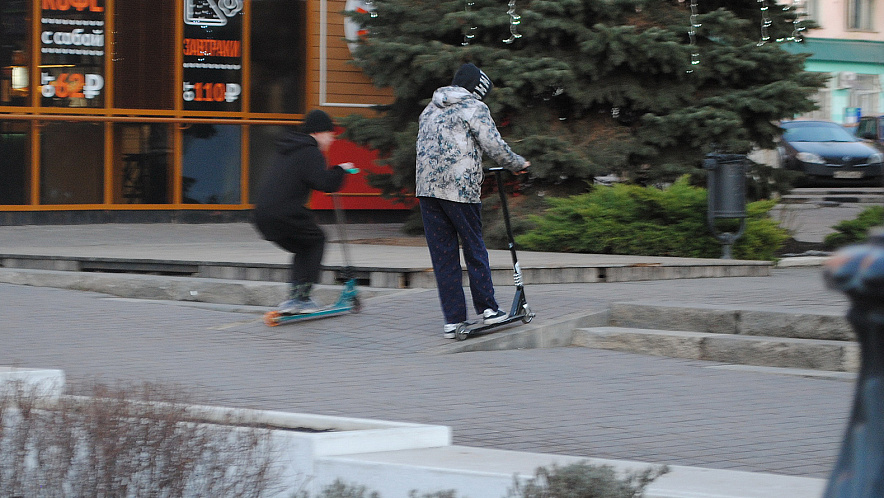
[823,227,884,498]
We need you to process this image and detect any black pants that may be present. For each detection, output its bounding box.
[419,197,498,324]
[270,223,326,286]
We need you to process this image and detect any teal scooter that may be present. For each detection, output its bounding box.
[264,181,362,327]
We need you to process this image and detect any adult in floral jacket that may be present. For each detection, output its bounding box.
[415,62,530,338]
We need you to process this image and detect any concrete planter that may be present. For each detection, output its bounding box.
[1,368,826,498]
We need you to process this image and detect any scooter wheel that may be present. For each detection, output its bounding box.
[521,305,534,324]
[455,323,469,341]
[264,311,281,327]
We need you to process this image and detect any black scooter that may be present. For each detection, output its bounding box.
[454,168,535,340]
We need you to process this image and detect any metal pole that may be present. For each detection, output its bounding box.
[493,169,519,269]
[330,193,353,280]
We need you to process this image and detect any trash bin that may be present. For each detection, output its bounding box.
[704,153,748,259]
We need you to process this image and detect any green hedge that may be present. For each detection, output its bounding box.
[515,177,788,260]
[824,206,884,250]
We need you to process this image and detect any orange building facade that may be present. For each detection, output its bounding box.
[0,0,398,222]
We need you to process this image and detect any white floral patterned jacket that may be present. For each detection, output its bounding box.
[415,86,527,204]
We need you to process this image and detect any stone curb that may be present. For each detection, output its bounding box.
[608,302,853,341]
[0,268,402,307]
[573,326,860,372]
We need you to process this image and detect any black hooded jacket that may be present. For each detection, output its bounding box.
[253,130,346,240]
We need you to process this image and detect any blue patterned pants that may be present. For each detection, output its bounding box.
[419,197,498,325]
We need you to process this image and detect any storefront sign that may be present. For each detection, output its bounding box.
[40,0,104,107]
[183,0,243,111]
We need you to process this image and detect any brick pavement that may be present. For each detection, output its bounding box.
[1,268,854,479]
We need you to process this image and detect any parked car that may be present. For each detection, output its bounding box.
[856,115,884,152]
[777,120,883,186]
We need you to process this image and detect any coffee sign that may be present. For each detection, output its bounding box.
[40,0,105,107]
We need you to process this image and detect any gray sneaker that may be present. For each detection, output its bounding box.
[278,298,303,314]
[298,298,321,314]
[483,308,508,324]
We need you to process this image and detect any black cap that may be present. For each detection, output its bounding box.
[451,63,493,100]
[300,109,335,134]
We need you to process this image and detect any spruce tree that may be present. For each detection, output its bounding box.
[341,0,826,199]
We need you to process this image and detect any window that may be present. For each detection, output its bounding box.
[847,0,874,30]
[849,74,881,116]
[856,117,878,139]
[1,0,30,106]
[248,125,285,203]
[804,0,819,24]
[115,123,172,203]
[0,121,30,204]
[40,122,104,204]
[182,124,241,204]
[114,0,175,109]
[250,0,307,114]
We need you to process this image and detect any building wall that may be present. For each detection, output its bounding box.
[804,0,884,41]
[307,0,393,117]
[789,0,884,122]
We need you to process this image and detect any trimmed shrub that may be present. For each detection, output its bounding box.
[507,461,669,498]
[823,206,884,250]
[312,461,667,498]
[0,381,281,497]
[515,177,788,260]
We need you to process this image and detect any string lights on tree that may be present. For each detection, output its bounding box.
[757,0,772,46]
[462,1,477,46]
[686,0,701,73]
[685,0,805,71]
[502,0,522,44]
[782,0,806,43]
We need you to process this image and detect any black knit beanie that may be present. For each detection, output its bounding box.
[451,63,493,100]
[300,109,335,134]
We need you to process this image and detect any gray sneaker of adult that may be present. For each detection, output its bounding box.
[443,323,459,339]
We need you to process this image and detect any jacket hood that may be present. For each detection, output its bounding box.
[432,86,475,109]
[277,130,316,154]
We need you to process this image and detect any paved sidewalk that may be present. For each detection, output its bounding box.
[0,223,860,483]
[0,222,772,278]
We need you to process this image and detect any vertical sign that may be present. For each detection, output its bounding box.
[40,0,105,107]
[183,0,243,111]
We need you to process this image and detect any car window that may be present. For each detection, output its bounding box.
[857,119,874,139]
[783,124,858,143]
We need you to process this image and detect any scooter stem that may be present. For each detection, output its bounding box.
[331,192,354,279]
[491,168,520,273]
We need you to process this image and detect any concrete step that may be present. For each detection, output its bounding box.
[0,267,403,308]
[781,187,884,204]
[608,302,854,341]
[574,326,859,372]
[0,253,772,289]
[444,302,858,372]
